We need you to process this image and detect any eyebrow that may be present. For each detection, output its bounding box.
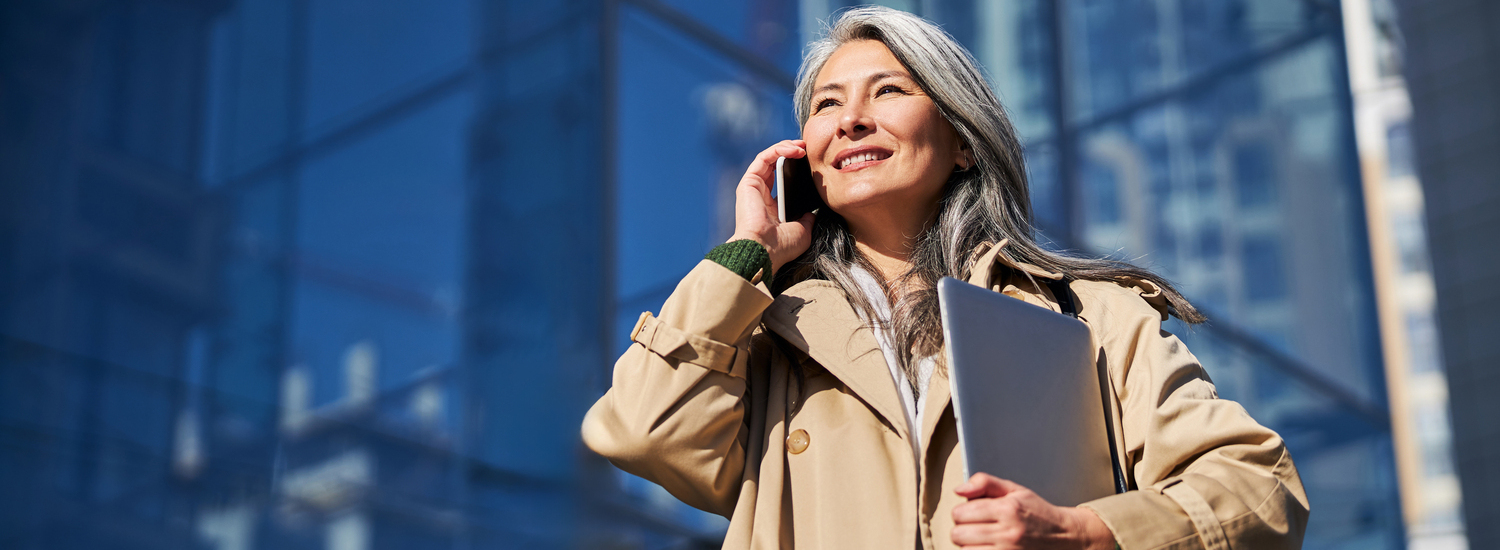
[812,70,913,96]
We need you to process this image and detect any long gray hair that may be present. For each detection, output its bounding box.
[774,6,1204,397]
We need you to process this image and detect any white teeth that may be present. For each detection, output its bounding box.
[840,152,884,169]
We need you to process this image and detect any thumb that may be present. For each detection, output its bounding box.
[779,211,816,241]
[954,473,1025,499]
[795,211,816,231]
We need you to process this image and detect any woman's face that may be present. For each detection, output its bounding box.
[802,40,966,221]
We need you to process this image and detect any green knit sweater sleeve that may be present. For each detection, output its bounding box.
[705,239,772,285]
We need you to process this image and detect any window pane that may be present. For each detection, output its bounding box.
[614,8,799,308]
[296,90,471,293]
[303,0,473,134]
[654,0,803,73]
[1066,0,1322,124]
[973,0,1058,142]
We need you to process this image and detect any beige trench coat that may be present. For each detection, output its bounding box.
[582,240,1309,550]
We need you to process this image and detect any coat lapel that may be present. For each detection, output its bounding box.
[763,280,911,439]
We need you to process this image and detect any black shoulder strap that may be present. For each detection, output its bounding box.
[1046,278,1079,318]
[1045,278,1130,495]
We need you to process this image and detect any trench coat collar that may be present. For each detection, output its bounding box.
[966,238,1064,289]
[763,280,911,438]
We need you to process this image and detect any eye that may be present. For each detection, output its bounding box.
[813,97,839,112]
[876,84,904,96]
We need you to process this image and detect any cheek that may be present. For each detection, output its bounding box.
[910,114,955,153]
[802,125,836,170]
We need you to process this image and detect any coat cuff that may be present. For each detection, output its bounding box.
[1080,489,1200,550]
[638,259,775,375]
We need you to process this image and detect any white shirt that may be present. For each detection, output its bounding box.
[848,266,936,468]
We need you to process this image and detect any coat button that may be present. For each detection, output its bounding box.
[786,429,810,454]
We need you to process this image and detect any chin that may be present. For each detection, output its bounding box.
[824,180,891,209]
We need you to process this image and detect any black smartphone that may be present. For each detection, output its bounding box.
[775,155,823,223]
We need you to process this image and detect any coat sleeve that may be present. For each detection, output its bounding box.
[1075,281,1310,550]
[580,259,774,516]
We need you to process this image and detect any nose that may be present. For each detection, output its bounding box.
[838,99,874,139]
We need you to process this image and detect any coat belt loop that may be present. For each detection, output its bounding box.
[1162,481,1229,550]
[630,311,651,342]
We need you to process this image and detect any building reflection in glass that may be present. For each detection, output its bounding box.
[0,0,1404,548]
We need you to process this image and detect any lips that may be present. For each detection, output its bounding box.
[833,146,893,170]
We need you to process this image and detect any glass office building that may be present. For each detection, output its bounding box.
[944,1,1400,547]
[0,0,1399,548]
[953,1,1401,548]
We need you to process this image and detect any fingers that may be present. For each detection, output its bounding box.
[741,139,807,185]
[732,139,814,266]
[750,140,806,171]
[952,493,1020,524]
[951,521,1016,548]
[954,473,1024,500]
[950,493,1026,549]
[762,139,806,159]
[951,477,1092,550]
[736,140,808,220]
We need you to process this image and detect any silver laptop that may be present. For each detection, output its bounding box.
[937,277,1118,506]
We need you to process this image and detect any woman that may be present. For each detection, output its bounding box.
[582,7,1308,549]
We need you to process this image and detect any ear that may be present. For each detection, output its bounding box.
[955,141,974,170]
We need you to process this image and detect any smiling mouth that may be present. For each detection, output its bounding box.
[834,150,893,170]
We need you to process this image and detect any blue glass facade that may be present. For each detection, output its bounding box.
[0,0,1399,549]
[947,1,1403,548]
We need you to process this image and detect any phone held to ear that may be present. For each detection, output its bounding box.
[776,156,823,224]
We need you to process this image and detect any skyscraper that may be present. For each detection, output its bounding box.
[937,1,1404,547]
[0,1,1410,548]
[1394,0,1500,548]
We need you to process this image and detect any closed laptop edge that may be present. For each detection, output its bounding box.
[937,277,1116,506]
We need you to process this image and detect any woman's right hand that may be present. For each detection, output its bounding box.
[729,139,818,275]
